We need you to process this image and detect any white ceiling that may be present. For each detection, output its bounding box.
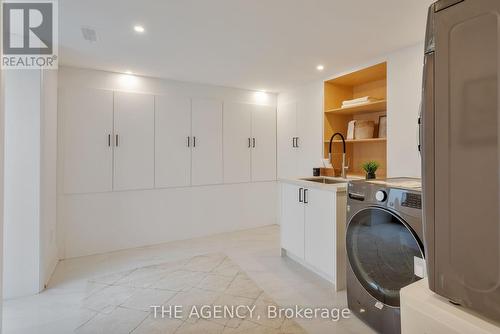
[59,0,434,93]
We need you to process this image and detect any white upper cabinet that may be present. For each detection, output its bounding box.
[223,102,277,183]
[277,102,298,178]
[251,104,276,182]
[113,92,155,191]
[61,88,113,194]
[155,95,192,188]
[191,98,223,186]
[223,102,252,183]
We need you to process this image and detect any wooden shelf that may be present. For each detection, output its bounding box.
[325,100,387,115]
[325,138,386,144]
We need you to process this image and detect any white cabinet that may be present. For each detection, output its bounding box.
[155,95,192,188]
[277,92,322,179]
[280,181,344,286]
[223,102,252,183]
[277,102,298,178]
[61,88,113,194]
[304,188,335,280]
[113,92,155,191]
[223,102,276,183]
[191,98,223,186]
[251,104,276,182]
[280,183,305,258]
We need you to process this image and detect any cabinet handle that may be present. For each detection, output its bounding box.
[193,136,196,148]
[296,137,300,148]
[187,136,191,147]
[115,134,119,147]
[252,138,256,148]
[304,189,308,204]
[108,134,111,147]
[292,137,296,148]
[298,188,303,203]
[248,138,251,148]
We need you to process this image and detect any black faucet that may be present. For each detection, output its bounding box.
[328,133,348,179]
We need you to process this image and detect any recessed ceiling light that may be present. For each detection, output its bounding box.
[134,25,145,33]
[316,65,325,71]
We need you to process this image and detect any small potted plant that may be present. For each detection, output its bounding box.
[361,161,380,180]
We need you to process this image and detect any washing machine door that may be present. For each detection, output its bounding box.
[346,207,424,307]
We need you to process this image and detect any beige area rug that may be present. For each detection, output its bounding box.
[76,253,307,333]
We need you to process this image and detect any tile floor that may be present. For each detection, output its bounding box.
[2,225,375,334]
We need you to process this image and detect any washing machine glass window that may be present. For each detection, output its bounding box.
[346,207,424,307]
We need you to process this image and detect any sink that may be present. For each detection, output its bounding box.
[300,177,348,184]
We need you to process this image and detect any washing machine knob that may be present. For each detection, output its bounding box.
[375,190,387,202]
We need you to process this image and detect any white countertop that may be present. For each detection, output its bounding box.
[278,176,359,192]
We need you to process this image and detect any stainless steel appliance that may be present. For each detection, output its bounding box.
[346,178,424,334]
[420,0,500,322]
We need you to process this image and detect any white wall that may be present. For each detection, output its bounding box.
[387,43,424,178]
[277,43,424,179]
[4,70,42,299]
[40,70,59,288]
[58,67,278,259]
[0,1,5,323]
[3,68,59,299]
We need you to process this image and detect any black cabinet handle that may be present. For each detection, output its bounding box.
[187,136,191,147]
[248,138,251,148]
[292,137,296,148]
[304,189,308,204]
[252,138,256,148]
[115,134,119,147]
[193,136,196,147]
[108,134,111,147]
[298,188,303,203]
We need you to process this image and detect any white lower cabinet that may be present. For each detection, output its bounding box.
[304,188,335,280]
[280,181,343,286]
[281,183,305,258]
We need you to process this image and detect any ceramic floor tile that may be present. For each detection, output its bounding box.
[82,285,138,313]
[120,288,177,312]
[196,273,235,293]
[130,314,183,334]
[176,319,225,334]
[152,270,207,292]
[3,225,376,334]
[75,306,148,334]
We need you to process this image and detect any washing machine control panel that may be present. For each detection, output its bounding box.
[401,192,422,210]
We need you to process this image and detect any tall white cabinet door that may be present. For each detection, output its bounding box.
[61,88,113,194]
[113,92,155,191]
[277,102,297,178]
[155,95,192,188]
[304,188,335,279]
[191,98,223,186]
[223,102,251,183]
[281,183,305,259]
[251,104,277,182]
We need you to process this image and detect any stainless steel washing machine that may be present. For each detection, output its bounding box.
[346,178,424,334]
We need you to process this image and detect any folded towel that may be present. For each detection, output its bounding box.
[342,96,379,107]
